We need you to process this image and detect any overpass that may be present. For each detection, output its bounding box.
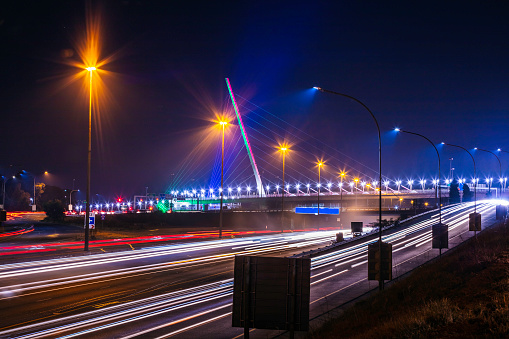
[175,189,448,213]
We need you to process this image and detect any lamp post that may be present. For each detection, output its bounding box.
[84,66,96,251]
[442,143,477,214]
[218,120,228,239]
[474,148,502,197]
[279,146,289,233]
[314,87,384,290]
[1,176,15,210]
[497,148,509,194]
[317,161,323,215]
[70,190,79,210]
[354,177,359,206]
[395,128,442,229]
[339,171,346,215]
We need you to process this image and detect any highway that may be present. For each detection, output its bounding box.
[0,200,499,338]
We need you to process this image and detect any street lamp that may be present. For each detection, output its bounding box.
[384,180,390,193]
[315,86,384,290]
[22,170,48,212]
[1,176,16,210]
[372,180,378,194]
[395,128,442,224]
[474,147,502,197]
[395,180,402,192]
[84,65,97,251]
[441,142,477,214]
[218,119,228,239]
[279,145,289,232]
[69,189,79,210]
[317,161,323,215]
[420,179,426,192]
[497,149,509,192]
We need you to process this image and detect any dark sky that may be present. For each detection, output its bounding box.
[1,0,508,202]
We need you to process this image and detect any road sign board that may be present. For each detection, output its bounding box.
[368,241,392,281]
[88,212,95,229]
[469,212,481,231]
[232,255,311,332]
[432,223,448,249]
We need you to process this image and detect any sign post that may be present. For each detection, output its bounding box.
[88,212,95,230]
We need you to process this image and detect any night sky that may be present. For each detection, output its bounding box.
[1,1,508,201]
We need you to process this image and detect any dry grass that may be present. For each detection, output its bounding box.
[309,219,509,338]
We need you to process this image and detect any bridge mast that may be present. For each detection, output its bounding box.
[225,78,266,197]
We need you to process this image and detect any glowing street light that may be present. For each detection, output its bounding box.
[315,86,384,290]
[372,180,378,192]
[279,145,290,232]
[338,171,346,213]
[217,119,229,237]
[317,161,324,216]
[84,65,98,251]
[408,180,414,191]
[442,142,478,216]
[474,147,502,196]
[383,180,390,193]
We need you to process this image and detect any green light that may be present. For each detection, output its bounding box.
[157,201,168,213]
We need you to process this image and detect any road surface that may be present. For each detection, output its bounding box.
[0,201,499,338]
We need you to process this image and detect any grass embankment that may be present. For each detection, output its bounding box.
[310,219,509,338]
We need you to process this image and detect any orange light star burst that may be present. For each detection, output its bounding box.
[57,5,120,153]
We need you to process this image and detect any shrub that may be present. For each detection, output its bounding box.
[43,199,66,221]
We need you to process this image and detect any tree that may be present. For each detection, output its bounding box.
[6,183,31,211]
[39,185,67,209]
[449,179,460,204]
[463,183,473,202]
[35,183,45,210]
[43,200,66,221]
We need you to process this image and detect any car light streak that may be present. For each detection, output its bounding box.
[310,269,348,285]
[351,259,368,267]
[310,269,332,279]
[138,307,232,339]
[0,281,233,338]
[0,226,34,238]
[0,231,340,275]
[0,202,498,338]
[0,231,341,299]
[334,253,367,267]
